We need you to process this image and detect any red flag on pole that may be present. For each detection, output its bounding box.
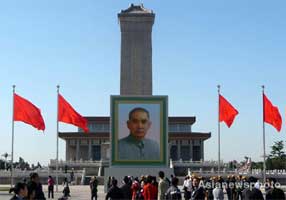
[58,94,89,133]
[219,94,239,128]
[263,94,282,132]
[13,93,45,131]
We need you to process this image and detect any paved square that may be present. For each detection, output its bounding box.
[0,185,106,200]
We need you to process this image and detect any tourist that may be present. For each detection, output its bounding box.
[151,176,158,199]
[27,181,37,200]
[9,182,28,200]
[158,171,169,200]
[90,176,98,200]
[105,179,124,200]
[27,172,46,200]
[120,176,132,199]
[48,175,55,199]
[241,176,263,200]
[190,176,205,200]
[212,177,223,200]
[131,177,141,200]
[165,176,182,200]
[183,175,192,200]
[265,178,285,200]
[107,176,113,191]
[62,177,70,198]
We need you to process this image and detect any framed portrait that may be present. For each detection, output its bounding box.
[111,95,168,166]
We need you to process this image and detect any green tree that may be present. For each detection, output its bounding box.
[251,161,263,170]
[0,160,5,169]
[266,141,286,170]
[270,141,285,159]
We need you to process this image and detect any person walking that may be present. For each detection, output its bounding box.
[47,176,54,199]
[62,177,71,198]
[90,176,98,200]
[120,176,132,200]
[265,178,285,200]
[190,176,205,200]
[165,177,182,200]
[158,171,169,200]
[27,173,46,200]
[9,182,28,200]
[105,179,124,200]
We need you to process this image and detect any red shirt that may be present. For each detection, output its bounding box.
[48,178,54,186]
[143,183,158,200]
[150,184,158,200]
[131,181,140,200]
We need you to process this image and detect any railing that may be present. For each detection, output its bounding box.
[183,169,286,176]
[172,160,222,165]
[49,159,109,167]
[46,160,286,177]
[0,168,82,178]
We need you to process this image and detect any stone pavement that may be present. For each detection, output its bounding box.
[0,185,106,200]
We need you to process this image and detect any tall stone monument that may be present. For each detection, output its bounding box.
[105,5,172,189]
[119,4,154,95]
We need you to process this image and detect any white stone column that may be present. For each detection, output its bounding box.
[200,140,204,161]
[177,140,181,160]
[66,140,69,161]
[88,140,92,160]
[168,142,171,161]
[189,140,193,161]
[76,139,80,161]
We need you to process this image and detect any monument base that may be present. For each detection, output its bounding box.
[104,167,174,192]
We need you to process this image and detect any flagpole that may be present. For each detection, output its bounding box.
[262,85,266,183]
[10,85,15,187]
[56,85,60,192]
[217,85,221,175]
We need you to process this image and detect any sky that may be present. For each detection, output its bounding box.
[0,0,286,165]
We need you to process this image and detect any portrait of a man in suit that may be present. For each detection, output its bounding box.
[118,107,160,160]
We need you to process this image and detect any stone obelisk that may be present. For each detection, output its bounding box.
[118,4,154,95]
[105,5,172,191]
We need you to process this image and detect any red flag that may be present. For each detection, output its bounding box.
[58,94,89,133]
[263,94,282,132]
[219,94,239,127]
[13,93,45,131]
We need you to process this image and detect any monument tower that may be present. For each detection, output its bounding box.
[119,4,154,95]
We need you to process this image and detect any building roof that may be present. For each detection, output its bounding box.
[58,132,109,139]
[84,116,109,122]
[84,116,196,125]
[168,117,196,125]
[169,132,211,140]
[58,131,211,140]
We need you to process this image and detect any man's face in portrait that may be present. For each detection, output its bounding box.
[127,110,151,140]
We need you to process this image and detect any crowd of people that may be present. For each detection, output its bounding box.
[8,172,286,200]
[105,172,286,200]
[9,172,46,200]
[9,172,70,200]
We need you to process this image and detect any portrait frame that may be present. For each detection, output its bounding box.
[110,95,168,166]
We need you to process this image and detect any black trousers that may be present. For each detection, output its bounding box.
[91,192,97,200]
[48,185,54,198]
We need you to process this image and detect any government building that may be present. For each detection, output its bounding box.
[59,116,210,163]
